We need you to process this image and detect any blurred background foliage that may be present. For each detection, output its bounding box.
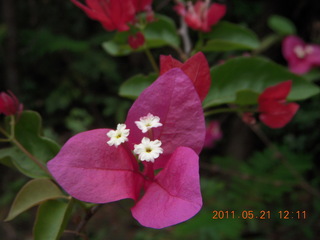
[1,0,320,239]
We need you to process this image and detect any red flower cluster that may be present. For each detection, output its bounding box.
[128,32,145,49]
[70,0,153,32]
[175,0,226,32]
[258,81,299,128]
[0,91,23,116]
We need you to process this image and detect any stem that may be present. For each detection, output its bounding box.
[179,15,192,58]
[0,119,51,175]
[249,124,320,199]
[204,107,257,117]
[144,48,159,73]
[64,230,89,240]
[11,138,51,175]
[74,205,101,236]
[252,34,282,56]
[143,162,154,180]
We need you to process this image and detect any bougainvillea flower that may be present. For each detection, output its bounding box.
[48,68,205,229]
[132,0,152,12]
[241,112,256,126]
[204,121,222,148]
[282,35,320,74]
[0,91,23,116]
[160,52,211,101]
[174,0,226,32]
[70,0,136,31]
[128,32,145,49]
[258,81,299,128]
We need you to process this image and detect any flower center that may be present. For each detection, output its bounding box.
[133,137,163,163]
[294,45,313,59]
[135,113,163,133]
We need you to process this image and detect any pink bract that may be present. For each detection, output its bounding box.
[47,68,205,229]
[258,80,299,128]
[160,52,211,102]
[282,35,320,74]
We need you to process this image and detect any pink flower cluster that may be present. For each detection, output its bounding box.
[48,53,211,229]
[282,35,320,74]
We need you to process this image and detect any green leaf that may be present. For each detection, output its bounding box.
[143,15,180,48]
[235,89,260,105]
[201,21,260,52]
[5,178,67,221]
[22,29,89,59]
[268,15,296,35]
[33,199,73,240]
[9,111,60,178]
[203,56,320,108]
[102,15,179,56]
[119,73,157,99]
[0,147,16,169]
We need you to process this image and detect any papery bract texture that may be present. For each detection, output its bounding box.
[125,68,206,169]
[131,147,202,229]
[258,81,299,128]
[0,91,23,116]
[160,52,211,101]
[70,0,135,31]
[47,129,142,203]
[282,35,320,74]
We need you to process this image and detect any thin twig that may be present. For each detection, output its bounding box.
[178,16,192,59]
[201,162,289,187]
[249,124,320,199]
[144,48,159,73]
[75,205,102,235]
[64,230,89,240]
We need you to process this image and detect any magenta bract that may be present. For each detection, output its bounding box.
[47,68,205,229]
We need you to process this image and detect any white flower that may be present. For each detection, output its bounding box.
[133,137,163,162]
[294,45,313,59]
[107,124,130,147]
[135,113,163,133]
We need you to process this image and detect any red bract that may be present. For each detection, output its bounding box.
[48,68,205,229]
[174,0,226,32]
[128,32,145,49]
[132,0,152,12]
[282,35,320,74]
[160,52,211,101]
[0,91,23,116]
[258,81,299,128]
[70,0,136,31]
